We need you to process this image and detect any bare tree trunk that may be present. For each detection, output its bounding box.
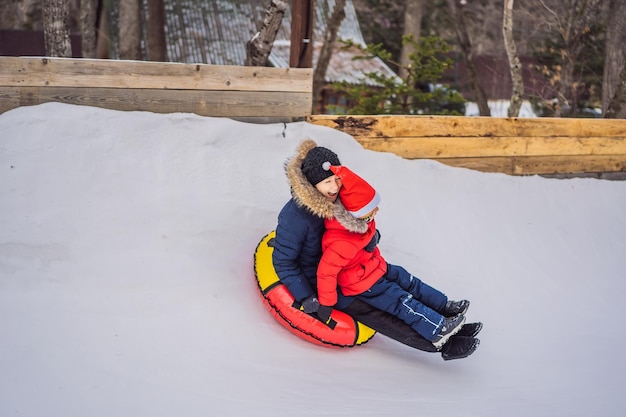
[245,0,287,66]
[399,1,423,79]
[80,0,97,58]
[502,0,523,117]
[602,0,626,114]
[96,2,110,59]
[119,0,142,60]
[145,0,166,61]
[447,0,491,116]
[547,0,602,116]
[43,0,72,57]
[605,63,626,118]
[552,1,584,116]
[312,0,346,113]
[554,52,578,117]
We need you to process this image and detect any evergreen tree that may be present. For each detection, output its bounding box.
[331,35,466,115]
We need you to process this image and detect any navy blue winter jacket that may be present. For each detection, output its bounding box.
[273,198,354,310]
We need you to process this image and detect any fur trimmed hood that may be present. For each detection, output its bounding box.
[285,139,368,233]
[285,139,336,219]
[332,200,369,234]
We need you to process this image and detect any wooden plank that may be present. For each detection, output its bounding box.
[436,155,626,175]
[0,57,313,93]
[0,86,312,117]
[511,155,626,175]
[307,115,626,175]
[433,157,515,175]
[355,136,626,158]
[307,115,626,138]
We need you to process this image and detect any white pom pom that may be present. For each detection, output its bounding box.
[322,161,331,171]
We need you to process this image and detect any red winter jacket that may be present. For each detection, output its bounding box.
[317,217,388,306]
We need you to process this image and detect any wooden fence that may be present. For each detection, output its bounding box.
[0,57,312,119]
[2,57,625,176]
[307,115,626,176]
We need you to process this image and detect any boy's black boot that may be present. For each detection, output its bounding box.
[432,314,466,349]
[441,336,480,361]
[442,299,470,317]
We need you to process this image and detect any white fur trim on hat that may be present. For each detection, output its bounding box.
[348,191,381,218]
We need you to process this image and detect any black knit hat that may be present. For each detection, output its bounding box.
[301,146,341,185]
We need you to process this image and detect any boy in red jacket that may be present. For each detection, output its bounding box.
[317,165,468,348]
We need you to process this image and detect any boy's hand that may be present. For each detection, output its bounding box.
[301,295,321,313]
[364,229,381,252]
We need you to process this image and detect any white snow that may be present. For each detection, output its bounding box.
[1,102,625,416]
[465,100,537,117]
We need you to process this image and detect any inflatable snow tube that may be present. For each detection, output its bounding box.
[254,231,376,348]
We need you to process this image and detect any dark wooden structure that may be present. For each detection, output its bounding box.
[290,0,313,68]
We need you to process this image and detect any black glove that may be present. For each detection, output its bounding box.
[316,305,333,323]
[301,295,320,314]
[364,229,381,252]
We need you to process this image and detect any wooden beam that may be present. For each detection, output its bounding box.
[307,115,626,175]
[0,57,313,117]
[307,115,626,138]
[356,136,626,158]
[435,155,626,175]
[0,57,312,92]
[290,0,313,68]
[0,86,311,117]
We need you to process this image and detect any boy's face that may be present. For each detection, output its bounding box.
[359,207,379,223]
[315,175,342,201]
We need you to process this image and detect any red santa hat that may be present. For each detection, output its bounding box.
[329,165,381,218]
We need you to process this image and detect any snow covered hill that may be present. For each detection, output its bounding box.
[1,103,625,417]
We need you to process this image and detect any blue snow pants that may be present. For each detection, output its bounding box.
[356,264,448,342]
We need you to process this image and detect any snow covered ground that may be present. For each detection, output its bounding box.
[1,103,625,417]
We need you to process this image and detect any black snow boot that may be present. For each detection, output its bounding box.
[442,299,470,317]
[431,314,466,349]
[441,336,480,361]
[456,322,483,338]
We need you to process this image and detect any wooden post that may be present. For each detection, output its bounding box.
[290,0,313,68]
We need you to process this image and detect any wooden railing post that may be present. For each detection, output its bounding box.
[289,0,313,68]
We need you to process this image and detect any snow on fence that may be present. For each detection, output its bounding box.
[308,115,626,176]
[0,57,312,119]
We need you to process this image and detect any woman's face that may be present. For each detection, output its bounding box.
[315,175,342,201]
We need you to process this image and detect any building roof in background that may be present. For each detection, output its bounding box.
[162,0,396,84]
